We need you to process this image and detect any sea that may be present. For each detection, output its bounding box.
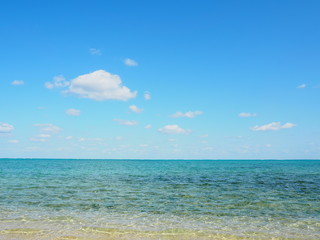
[0,159,319,240]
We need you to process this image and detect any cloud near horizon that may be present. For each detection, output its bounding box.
[158,125,191,134]
[251,122,296,131]
[33,123,61,133]
[239,112,257,117]
[114,119,138,126]
[66,109,81,116]
[171,111,203,118]
[0,122,14,133]
[67,70,137,101]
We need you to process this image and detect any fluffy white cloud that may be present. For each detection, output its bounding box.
[0,122,14,133]
[144,91,151,100]
[251,122,296,131]
[33,123,61,133]
[11,80,24,85]
[114,119,138,126]
[45,75,69,89]
[297,84,306,89]
[67,70,137,101]
[129,105,143,113]
[171,111,203,118]
[239,112,257,117]
[158,125,191,134]
[66,108,81,116]
[124,58,138,66]
[89,48,102,55]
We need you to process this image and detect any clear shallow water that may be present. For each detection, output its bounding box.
[0,159,319,239]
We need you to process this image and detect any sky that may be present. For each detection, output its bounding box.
[1,0,320,159]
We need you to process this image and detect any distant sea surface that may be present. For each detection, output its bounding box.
[0,159,319,239]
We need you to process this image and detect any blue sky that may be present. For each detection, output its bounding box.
[1,0,319,159]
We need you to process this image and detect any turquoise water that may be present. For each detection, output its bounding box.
[0,159,319,239]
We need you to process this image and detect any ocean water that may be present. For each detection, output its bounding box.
[0,159,319,240]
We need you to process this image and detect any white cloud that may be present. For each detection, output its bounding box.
[33,123,61,133]
[171,111,203,118]
[129,105,143,113]
[114,119,138,126]
[45,75,69,89]
[144,91,151,100]
[0,122,14,133]
[79,137,103,142]
[37,134,51,138]
[144,124,152,129]
[11,80,24,85]
[297,84,306,89]
[239,112,257,117]
[89,48,102,55]
[251,122,296,131]
[30,138,48,142]
[124,58,138,66]
[200,134,209,138]
[158,125,191,134]
[65,136,73,140]
[8,139,19,143]
[139,144,148,148]
[30,134,51,142]
[66,108,81,116]
[67,70,136,101]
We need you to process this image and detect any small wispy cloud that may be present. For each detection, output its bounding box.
[239,112,257,117]
[33,123,61,133]
[114,119,138,126]
[124,58,138,66]
[251,122,296,131]
[89,48,102,55]
[0,122,14,133]
[11,80,24,86]
[144,124,152,129]
[30,134,51,142]
[144,91,151,100]
[8,139,19,143]
[129,105,143,113]
[79,137,103,142]
[45,75,69,89]
[297,84,306,89]
[171,111,203,118]
[158,125,191,134]
[66,108,81,116]
[200,134,209,138]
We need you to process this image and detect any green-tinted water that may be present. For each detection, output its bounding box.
[0,159,319,239]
